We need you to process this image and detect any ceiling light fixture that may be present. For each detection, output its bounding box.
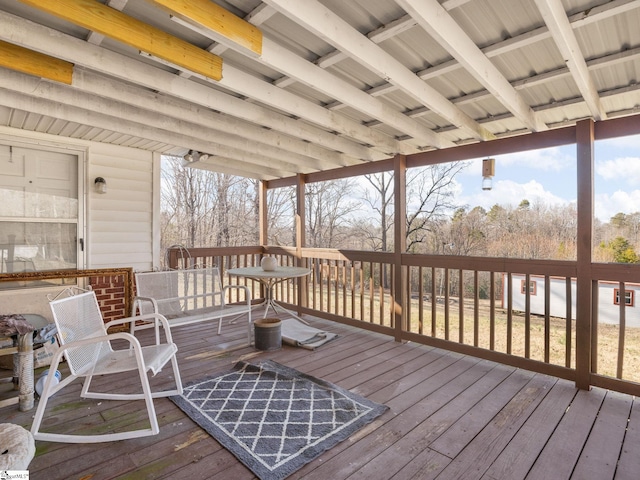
[482,158,495,191]
[183,150,213,163]
[184,150,199,162]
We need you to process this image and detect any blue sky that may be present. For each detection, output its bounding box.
[453,133,640,222]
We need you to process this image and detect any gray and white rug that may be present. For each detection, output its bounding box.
[170,360,388,480]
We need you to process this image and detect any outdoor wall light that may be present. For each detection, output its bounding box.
[94,176,107,194]
[482,158,495,191]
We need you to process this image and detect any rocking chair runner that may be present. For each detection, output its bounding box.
[31,290,183,443]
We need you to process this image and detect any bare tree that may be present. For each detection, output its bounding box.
[306,179,360,248]
[361,172,394,252]
[406,162,467,252]
[161,158,260,254]
[448,206,488,256]
[161,158,216,249]
[267,186,295,246]
[484,201,577,260]
[361,163,467,254]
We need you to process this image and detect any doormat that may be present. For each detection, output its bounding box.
[170,360,388,479]
[280,318,338,349]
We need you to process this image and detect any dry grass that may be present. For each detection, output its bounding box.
[407,297,640,383]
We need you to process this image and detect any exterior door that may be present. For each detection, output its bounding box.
[0,144,83,275]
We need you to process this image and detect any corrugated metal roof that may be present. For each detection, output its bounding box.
[0,0,638,179]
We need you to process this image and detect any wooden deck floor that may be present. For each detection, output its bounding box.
[1,309,639,480]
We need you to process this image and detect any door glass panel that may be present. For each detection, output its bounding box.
[1,222,77,272]
[0,144,80,286]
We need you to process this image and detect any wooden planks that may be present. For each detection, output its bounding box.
[616,396,640,479]
[0,308,635,480]
[19,0,223,81]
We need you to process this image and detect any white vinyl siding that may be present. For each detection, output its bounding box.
[88,144,155,271]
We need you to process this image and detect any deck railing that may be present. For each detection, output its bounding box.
[168,246,640,396]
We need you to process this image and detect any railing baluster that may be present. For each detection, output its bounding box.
[368,262,374,324]
[459,269,464,344]
[418,266,424,335]
[490,271,495,351]
[444,268,450,341]
[474,271,479,347]
[617,282,626,379]
[567,277,574,368]
[431,267,437,337]
[544,275,551,363]
[525,273,531,359]
[336,261,339,314]
[507,272,513,355]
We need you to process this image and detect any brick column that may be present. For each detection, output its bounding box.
[90,274,127,323]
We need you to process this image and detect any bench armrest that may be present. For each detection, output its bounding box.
[132,296,159,316]
[222,284,252,306]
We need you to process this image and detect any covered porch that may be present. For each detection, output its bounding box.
[1,0,640,477]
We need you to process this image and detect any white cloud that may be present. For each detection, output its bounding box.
[595,190,640,221]
[460,179,570,211]
[596,157,640,186]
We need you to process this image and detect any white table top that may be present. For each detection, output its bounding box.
[227,266,311,279]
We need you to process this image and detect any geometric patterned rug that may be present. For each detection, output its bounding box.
[169,360,388,480]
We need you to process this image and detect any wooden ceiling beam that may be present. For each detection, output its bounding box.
[396,0,546,132]
[534,0,606,121]
[17,0,223,81]
[263,0,487,144]
[0,40,73,84]
[148,0,262,57]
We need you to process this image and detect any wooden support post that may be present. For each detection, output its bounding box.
[393,154,407,342]
[296,174,307,313]
[576,118,594,390]
[259,180,268,248]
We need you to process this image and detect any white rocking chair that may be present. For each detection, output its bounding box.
[31,290,183,443]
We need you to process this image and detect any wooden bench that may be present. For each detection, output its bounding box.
[132,267,252,344]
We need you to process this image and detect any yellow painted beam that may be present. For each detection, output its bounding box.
[0,40,73,84]
[18,0,223,81]
[149,0,262,57]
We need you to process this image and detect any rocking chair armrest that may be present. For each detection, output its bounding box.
[59,331,141,350]
[53,332,146,378]
[222,284,252,305]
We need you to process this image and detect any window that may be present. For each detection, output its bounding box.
[614,289,634,306]
[0,144,82,281]
[520,280,537,295]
